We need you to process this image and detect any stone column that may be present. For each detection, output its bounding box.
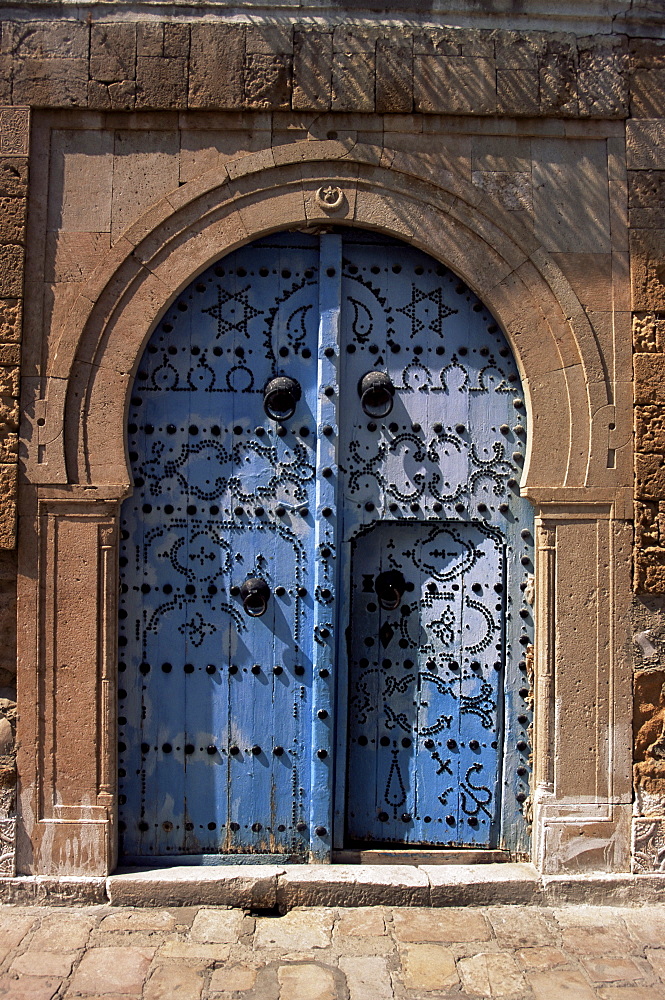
[0,106,29,877]
[15,487,125,875]
[531,500,633,873]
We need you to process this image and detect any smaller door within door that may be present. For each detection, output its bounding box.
[336,231,533,853]
[346,521,505,847]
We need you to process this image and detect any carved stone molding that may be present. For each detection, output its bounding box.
[532,504,633,873]
[0,817,14,876]
[314,185,345,213]
[15,495,121,874]
[29,150,610,496]
[0,106,28,550]
[0,109,28,157]
[632,818,665,873]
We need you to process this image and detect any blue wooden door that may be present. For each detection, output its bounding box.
[345,522,505,846]
[118,230,533,860]
[336,233,533,850]
[119,234,322,857]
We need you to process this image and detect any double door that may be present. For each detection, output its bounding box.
[118,230,533,860]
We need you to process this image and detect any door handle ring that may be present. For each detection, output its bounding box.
[375,570,406,611]
[359,371,395,418]
[240,577,271,617]
[263,376,302,421]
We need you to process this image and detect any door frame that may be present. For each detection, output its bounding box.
[16,147,632,875]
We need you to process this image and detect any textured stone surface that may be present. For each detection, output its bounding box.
[245,52,291,109]
[2,902,665,999]
[529,968,598,999]
[0,21,631,118]
[339,956,393,1000]
[1,5,662,886]
[0,197,25,244]
[143,962,206,1000]
[10,950,77,977]
[293,29,332,110]
[13,57,88,107]
[90,23,136,83]
[276,865,430,908]
[254,908,334,950]
[190,907,248,944]
[189,25,245,109]
[627,120,665,170]
[376,36,413,114]
[209,964,257,991]
[399,943,459,990]
[457,952,526,997]
[392,907,491,943]
[578,42,628,117]
[634,312,665,352]
[335,908,386,937]
[68,946,155,995]
[107,865,284,909]
[71,947,155,995]
[136,56,187,110]
[0,243,23,297]
[0,160,27,200]
[631,229,665,311]
[415,55,497,114]
[277,964,337,1000]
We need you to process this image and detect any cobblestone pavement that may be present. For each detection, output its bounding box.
[1,902,665,999]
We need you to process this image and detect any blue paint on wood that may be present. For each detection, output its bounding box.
[119,234,320,856]
[118,230,533,860]
[335,233,533,850]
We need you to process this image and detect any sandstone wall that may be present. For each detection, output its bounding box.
[0,12,663,875]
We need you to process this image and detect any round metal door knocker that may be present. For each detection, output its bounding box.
[263,376,302,421]
[358,371,395,418]
[375,570,406,611]
[315,185,344,213]
[240,577,271,617]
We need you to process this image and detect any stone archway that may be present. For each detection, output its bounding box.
[16,144,632,875]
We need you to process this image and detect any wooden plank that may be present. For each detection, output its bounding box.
[332,849,511,865]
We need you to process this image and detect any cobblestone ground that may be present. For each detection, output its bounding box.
[1,903,665,999]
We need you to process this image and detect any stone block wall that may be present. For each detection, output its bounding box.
[627,35,665,872]
[0,22,635,119]
[0,11,663,876]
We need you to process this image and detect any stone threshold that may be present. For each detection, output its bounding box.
[2,863,665,907]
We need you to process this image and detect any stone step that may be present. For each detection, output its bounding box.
[103,863,665,909]
[3,864,665,908]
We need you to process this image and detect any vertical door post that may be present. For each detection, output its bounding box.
[310,234,342,860]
